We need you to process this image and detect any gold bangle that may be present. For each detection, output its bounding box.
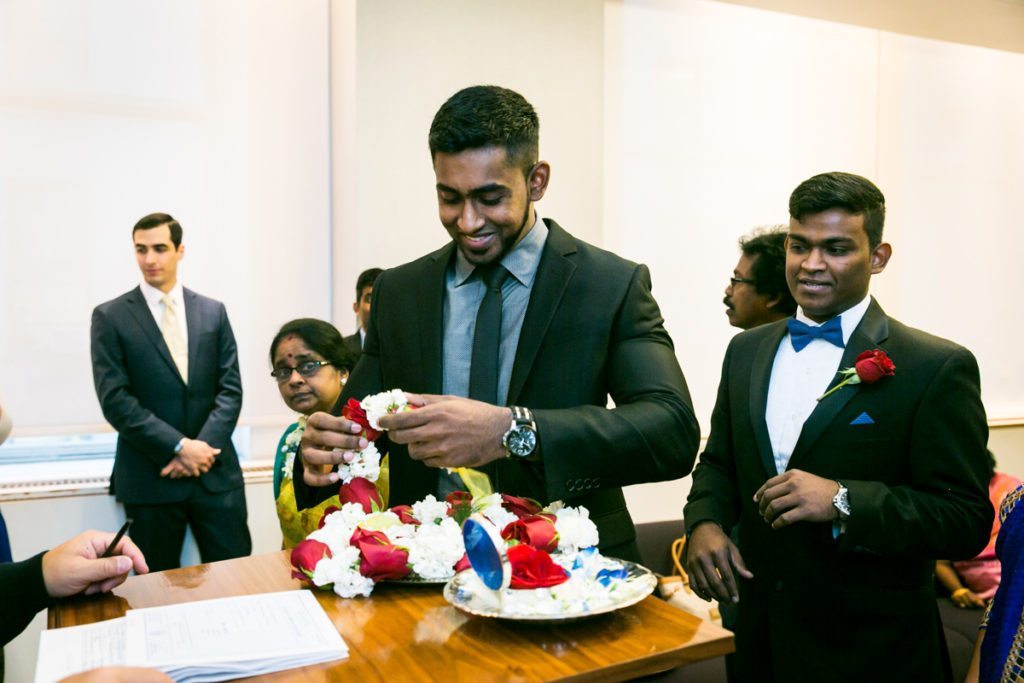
[952,588,970,599]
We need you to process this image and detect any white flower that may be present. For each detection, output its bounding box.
[478,501,518,532]
[406,517,464,580]
[383,523,417,545]
[361,389,409,430]
[337,440,382,484]
[554,506,600,553]
[279,416,307,481]
[411,495,450,524]
[308,502,368,554]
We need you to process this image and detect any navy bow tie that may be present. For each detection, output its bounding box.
[787,316,844,352]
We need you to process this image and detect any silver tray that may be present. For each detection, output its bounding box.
[442,559,657,622]
[382,573,451,585]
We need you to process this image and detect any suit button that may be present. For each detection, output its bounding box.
[593,477,600,488]
[774,580,783,592]
[566,479,577,492]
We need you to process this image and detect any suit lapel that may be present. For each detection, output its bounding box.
[749,322,787,477]
[184,288,200,385]
[507,220,576,405]
[417,244,454,394]
[124,286,180,379]
[787,299,890,468]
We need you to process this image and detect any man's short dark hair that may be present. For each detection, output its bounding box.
[269,318,355,373]
[133,212,182,248]
[355,268,383,300]
[428,85,539,175]
[740,227,797,316]
[789,172,886,249]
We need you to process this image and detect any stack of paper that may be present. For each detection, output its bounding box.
[35,590,348,683]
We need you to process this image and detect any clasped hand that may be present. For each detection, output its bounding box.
[753,469,840,529]
[300,393,509,487]
[160,438,220,478]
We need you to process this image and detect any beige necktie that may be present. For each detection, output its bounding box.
[160,294,188,382]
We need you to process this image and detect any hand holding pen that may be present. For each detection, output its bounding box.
[42,524,149,598]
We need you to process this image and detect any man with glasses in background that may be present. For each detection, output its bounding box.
[724,227,796,330]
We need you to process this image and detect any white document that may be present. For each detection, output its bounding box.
[36,590,348,683]
[35,618,127,683]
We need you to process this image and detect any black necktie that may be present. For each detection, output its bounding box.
[468,264,511,405]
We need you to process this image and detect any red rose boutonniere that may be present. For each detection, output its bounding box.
[818,349,895,401]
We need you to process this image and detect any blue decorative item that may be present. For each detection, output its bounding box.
[849,411,875,426]
[462,514,510,591]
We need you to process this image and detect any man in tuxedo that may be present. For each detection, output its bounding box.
[342,267,383,358]
[724,227,795,330]
[91,213,251,572]
[684,172,992,682]
[296,85,700,560]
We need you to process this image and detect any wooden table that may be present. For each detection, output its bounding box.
[49,551,733,682]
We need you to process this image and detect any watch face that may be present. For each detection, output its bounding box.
[507,427,536,457]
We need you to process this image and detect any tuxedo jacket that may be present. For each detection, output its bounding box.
[684,299,992,682]
[0,552,47,647]
[296,220,700,559]
[91,287,244,505]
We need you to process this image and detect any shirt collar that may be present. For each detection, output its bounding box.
[794,294,871,346]
[140,279,184,308]
[452,213,547,287]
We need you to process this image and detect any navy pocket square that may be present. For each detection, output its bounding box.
[850,411,875,426]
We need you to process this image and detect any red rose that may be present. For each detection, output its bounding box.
[290,539,331,582]
[341,398,383,441]
[854,349,896,384]
[390,504,419,525]
[339,477,383,513]
[507,543,569,589]
[317,505,340,529]
[501,513,559,552]
[446,490,473,525]
[349,528,410,581]
[500,493,542,518]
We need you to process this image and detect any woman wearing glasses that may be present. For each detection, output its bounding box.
[269,319,355,548]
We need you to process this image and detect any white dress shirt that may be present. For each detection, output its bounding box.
[765,295,871,474]
[140,280,189,349]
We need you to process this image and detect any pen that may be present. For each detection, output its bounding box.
[100,518,133,559]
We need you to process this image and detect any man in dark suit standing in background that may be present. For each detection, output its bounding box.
[684,172,992,682]
[91,213,251,572]
[342,267,383,359]
[296,85,700,560]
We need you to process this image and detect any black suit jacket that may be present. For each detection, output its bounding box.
[684,299,992,682]
[91,287,244,505]
[297,220,700,559]
[0,552,47,646]
[342,332,362,361]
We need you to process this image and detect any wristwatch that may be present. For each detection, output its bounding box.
[833,481,851,521]
[173,438,186,455]
[502,406,538,459]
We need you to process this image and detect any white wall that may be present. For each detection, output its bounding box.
[329,0,607,325]
[0,0,331,458]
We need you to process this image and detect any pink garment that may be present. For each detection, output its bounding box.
[953,471,1023,600]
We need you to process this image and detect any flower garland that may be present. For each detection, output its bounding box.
[289,389,635,612]
[279,415,307,483]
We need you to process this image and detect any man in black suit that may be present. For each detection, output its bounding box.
[342,267,383,359]
[91,213,251,572]
[684,172,992,682]
[296,85,700,560]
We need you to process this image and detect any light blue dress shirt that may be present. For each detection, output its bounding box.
[442,215,547,406]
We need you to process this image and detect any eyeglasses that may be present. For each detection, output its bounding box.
[270,360,333,382]
[729,277,757,287]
